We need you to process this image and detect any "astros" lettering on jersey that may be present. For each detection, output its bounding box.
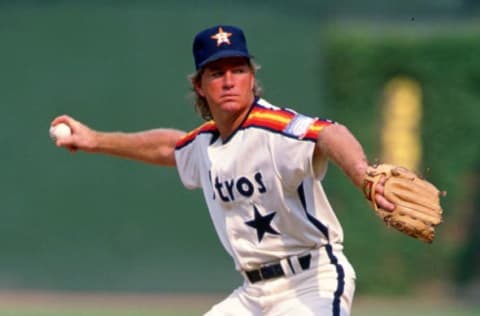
[210,171,267,202]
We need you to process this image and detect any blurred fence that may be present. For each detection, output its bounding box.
[322,26,480,294]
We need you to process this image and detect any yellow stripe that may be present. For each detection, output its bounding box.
[309,124,324,133]
[248,111,291,124]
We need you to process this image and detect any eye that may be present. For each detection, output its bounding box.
[210,70,224,78]
[233,66,248,74]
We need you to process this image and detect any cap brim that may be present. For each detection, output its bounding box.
[198,50,252,69]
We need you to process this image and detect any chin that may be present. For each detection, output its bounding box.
[209,96,252,116]
[222,101,247,113]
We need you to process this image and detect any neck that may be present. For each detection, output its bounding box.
[214,96,255,140]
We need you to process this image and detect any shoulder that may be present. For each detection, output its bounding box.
[244,98,333,142]
[175,121,217,150]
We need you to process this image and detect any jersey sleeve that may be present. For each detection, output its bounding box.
[272,115,333,187]
[174,121,218,190]
[174,133,201,189]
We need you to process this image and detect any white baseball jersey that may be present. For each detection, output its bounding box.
[175,98,346,272]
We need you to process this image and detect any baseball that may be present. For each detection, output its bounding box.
[49,123,72,141]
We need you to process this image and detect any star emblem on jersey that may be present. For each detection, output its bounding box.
[245,205,280,242]
[211,27,232,46]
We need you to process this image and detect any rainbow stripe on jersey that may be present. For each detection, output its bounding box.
[175,99,333,149]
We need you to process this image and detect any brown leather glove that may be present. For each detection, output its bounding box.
[363,164,444,243]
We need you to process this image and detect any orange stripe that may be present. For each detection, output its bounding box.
[245,106,332,140]
[303,119,332,140]
[243,107,294,131]
[175,121,217,149]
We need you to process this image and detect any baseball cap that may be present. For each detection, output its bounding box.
[193,25,252,70]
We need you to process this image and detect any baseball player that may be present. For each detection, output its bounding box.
[51,25,396,315]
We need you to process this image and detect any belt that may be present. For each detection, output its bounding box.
[245,253,312,284]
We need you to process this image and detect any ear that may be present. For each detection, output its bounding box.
[193,80,205,98]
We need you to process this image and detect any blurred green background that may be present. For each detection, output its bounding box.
[1,0,479,314]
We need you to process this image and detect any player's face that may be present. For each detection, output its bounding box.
[196,57,255,120]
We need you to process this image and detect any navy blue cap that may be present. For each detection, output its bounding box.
[193,25,252,70]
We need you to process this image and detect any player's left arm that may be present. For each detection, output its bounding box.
[314,123,394,211]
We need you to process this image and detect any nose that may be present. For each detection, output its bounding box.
[223,70,234,89]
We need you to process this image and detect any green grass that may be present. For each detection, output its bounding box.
[353,306,480,316]
[0,310,190,316]
[0,305,479,316]
[1,293,478,316]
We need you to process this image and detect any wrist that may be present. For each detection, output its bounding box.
[352,161,368,190]
[87,130,103,152]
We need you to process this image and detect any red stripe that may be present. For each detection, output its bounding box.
[243,107,294,132]
[303,119,332,140]
[175,121,217,149]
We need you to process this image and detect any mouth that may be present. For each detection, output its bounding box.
[220,94,241,102]
[221,94,238,98]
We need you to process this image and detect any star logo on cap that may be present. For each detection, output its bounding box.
[211,27,232,46]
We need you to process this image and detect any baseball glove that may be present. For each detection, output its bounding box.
[363,164,444,243]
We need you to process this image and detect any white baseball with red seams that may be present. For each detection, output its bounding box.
[49,123,71,141]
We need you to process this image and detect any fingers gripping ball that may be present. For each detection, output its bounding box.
[363,164,444,243]
[49,123,72,141]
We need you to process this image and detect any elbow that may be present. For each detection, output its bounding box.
[153,146,177,167]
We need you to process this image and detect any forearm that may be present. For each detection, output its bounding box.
[92,128,186,166]
[316,123,368,189]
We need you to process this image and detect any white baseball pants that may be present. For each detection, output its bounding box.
[204,246,355,316]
